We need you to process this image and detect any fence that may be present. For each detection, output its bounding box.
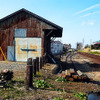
[25,55,46,88]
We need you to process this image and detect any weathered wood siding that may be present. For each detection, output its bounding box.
[0,11,55,60]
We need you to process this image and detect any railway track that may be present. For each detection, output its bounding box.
[66,52,77,70]
[61,52,93,82]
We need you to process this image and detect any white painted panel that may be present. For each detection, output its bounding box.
[27,38,41,59]
[15,38,27,61]
[15,38,41,61]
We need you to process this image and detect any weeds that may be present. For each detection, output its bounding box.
[34,79,53,88]
[4,95,12,99]
[55,88,63,92]
[16,81,24,88]
[73,90,87,100]
[4,81,14,88]
[53,97,63,100]
[33,71,44,78]
[35,80,47,88]
[53,97,68,100]
[55,77,67,82]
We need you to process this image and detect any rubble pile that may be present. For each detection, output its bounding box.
[61,68,93,82]
[0,69,13,87]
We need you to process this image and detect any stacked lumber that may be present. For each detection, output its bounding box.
[0,69,13,87]
[61,69,93,82]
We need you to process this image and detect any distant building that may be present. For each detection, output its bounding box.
[51,41,63,55]
[91,40,100,50]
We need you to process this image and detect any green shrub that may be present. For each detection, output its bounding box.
[35,80,48,88]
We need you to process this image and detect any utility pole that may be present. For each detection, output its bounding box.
[90,39,92,51]
[82,38,84,50]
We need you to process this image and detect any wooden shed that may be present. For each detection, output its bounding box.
[0,8,63,61]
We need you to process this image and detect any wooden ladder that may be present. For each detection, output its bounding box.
[0,46,7,61]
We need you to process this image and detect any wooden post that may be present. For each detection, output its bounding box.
[43,55,45,65]
[26,58,33,88]
[36,57,39,72]
[40,57,42,69]
[42,56,44,67]
[33,59,36,76]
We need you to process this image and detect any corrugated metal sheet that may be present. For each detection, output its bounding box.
[15,29,27,37]
[15,38,41,61]
[7,46,14,61]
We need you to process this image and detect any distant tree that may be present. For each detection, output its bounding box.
[84,44,90,48]
[76,42,83,50]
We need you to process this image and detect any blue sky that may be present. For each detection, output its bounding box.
[0,0,100,48]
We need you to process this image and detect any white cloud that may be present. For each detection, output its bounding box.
[74,3,100,15]
[81,12,92,17]
[88,22,94,26]
[81,11,100,17]
[81,20,95,26]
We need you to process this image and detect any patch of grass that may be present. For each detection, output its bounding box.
[88,51,100,55]
[4,81,14,88]
[15,89,24,96]
[48,83,53,88]
[4,95,12,99]
[0,85,24,99]
[73,91,87,100]
[0,80,25,99]
[16,82,24,88]
[53,97,63,100]
[55,77,67,82]
[34,71,44,77]
[55,88,63,92]
[53,97,68,100]
[3,89,24,99]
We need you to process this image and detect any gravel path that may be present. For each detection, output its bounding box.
[0,61,27,72]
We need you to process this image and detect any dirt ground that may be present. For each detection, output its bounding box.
[0,53,100,100]
[0,61,100,100]
[77,54,100,82]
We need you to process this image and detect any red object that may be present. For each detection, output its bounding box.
[61,74,66,78]
[94,42,100,45]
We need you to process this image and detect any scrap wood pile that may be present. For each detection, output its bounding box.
[61,68,93,82]
[0,69,13,87]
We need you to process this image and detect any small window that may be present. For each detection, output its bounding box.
[14,28,27,37]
